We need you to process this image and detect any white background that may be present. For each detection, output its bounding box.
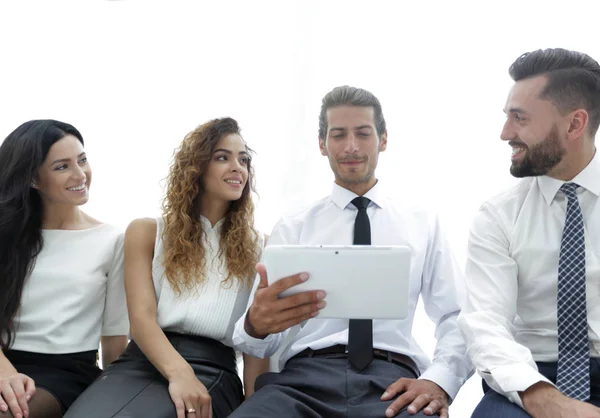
[1,1,599,415]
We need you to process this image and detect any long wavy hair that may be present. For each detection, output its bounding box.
[0,120,84,350]
[161,117,260,294]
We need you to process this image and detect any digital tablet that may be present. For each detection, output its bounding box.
[263,245,412,319]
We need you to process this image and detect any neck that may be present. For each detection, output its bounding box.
[549,142,596,181]
[41,202,84,229]
[336,178,378,197]
[199,196,230,227]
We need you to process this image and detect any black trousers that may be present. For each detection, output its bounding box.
[229,354,430,418]
[64,332,243,418]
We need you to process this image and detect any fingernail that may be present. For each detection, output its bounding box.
[385,408,394,417]
[316,291,326,299]
[311,311,319,317]
[299,273,309,281]
[408,406,416,413]
[381,391,389,399]
[17,414,22,418]
[317,301,326,309]
[425,407,432,414]
[26,395,31,400]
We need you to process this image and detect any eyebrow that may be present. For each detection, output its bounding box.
[504,107,529,115]
[213,149,249,156]
[329,125,374,132]
[51,152,86,165]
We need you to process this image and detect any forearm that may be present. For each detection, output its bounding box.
[242,353,270,398]
[100,335,128,368]
[130,317,192,380]
[0,350,17,374]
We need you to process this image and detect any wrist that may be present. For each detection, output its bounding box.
[520,381,563,415]
[244,311,267,340]
[164,361,194,382]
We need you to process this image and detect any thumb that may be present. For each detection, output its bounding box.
[256,263,268,289]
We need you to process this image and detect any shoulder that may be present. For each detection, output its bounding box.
[475,178,535,226]
[125,218,158,249]
[276,195,331,227]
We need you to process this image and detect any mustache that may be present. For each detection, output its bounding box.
[509,140,528,149]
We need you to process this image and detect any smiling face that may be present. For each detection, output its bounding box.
[201,133,250,204]
[34,134,91,206]
[319,105,387,193]
[501,75,569,178]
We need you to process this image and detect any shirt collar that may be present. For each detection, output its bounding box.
[330,181,384,210]
[537,149,600,205]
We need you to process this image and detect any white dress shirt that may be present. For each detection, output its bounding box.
[232,182,472,399]
[11,224,129,353]
[152,217,263,347]
[458,152,600,408]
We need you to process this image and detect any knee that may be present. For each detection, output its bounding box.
[471,391,530,418]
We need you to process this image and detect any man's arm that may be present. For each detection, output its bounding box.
[457,203,553,408]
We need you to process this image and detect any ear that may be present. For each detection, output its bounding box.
[319,137,327,156]
[566,109,589,141]
[378,131,388,152]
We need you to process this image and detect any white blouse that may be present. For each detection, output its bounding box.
[152,217,262,347]
[11,224,129,354]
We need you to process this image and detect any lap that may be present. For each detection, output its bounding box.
[231,356,430,418]
[65,342,242,418]
[0,387,63,418]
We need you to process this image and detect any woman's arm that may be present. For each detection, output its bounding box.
[242,353,270,398]
[100,335,128,368]
[124,218,210,418]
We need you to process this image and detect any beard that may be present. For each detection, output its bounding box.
[510,125,566,178]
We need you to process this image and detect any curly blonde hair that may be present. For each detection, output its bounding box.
[161,117,260,294]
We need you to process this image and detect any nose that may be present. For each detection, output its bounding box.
[73,164,86,181]
[500,119,516,142]
[230,158,242,172]
[344,134,360,153]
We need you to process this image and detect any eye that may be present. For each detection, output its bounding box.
[79,157,88,164]
[357,132,370,137]
[55,164,67,171]
[514,114,524,122]
[215,155,227,161]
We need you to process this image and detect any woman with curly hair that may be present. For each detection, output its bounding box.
[0,120,128,418]
[65,117,270,418]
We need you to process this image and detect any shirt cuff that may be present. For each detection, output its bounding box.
[486,363,555,408]
[231,313,278,359]
[419,363,464,401]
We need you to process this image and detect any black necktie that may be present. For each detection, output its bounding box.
[348,196,373,371]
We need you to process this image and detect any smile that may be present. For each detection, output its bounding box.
[67,182,86,191]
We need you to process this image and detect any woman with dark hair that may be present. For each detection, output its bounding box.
[0,120,129,418]
[65,117,270,418]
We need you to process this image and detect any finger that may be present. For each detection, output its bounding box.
[173,398,185,418]
[439,406,449,418]
[270,311,320,333]
[0,384,24,418]
[276,300,325,323]
[274,289,325,312]
[406,393,432,415]
[267,272,310,296]
[386,391,417,418]
[255,263,268,290]
[0,393,8,412]
[11,380,29,418]
[381,378,411,400]
[23,377,36,400]
[208,401,213,418]
[422,399,442,415]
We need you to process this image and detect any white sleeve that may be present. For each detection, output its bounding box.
[232,216,300,358]
[458,203,553,408]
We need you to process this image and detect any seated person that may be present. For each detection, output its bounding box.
[65,117,270,418]
[0,120,129,418]
[458,48,600,417]
[230,86,472,418]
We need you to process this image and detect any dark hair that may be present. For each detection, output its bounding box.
[509,48,600,138]
[0,119,84,349]
[318,85,387,140]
